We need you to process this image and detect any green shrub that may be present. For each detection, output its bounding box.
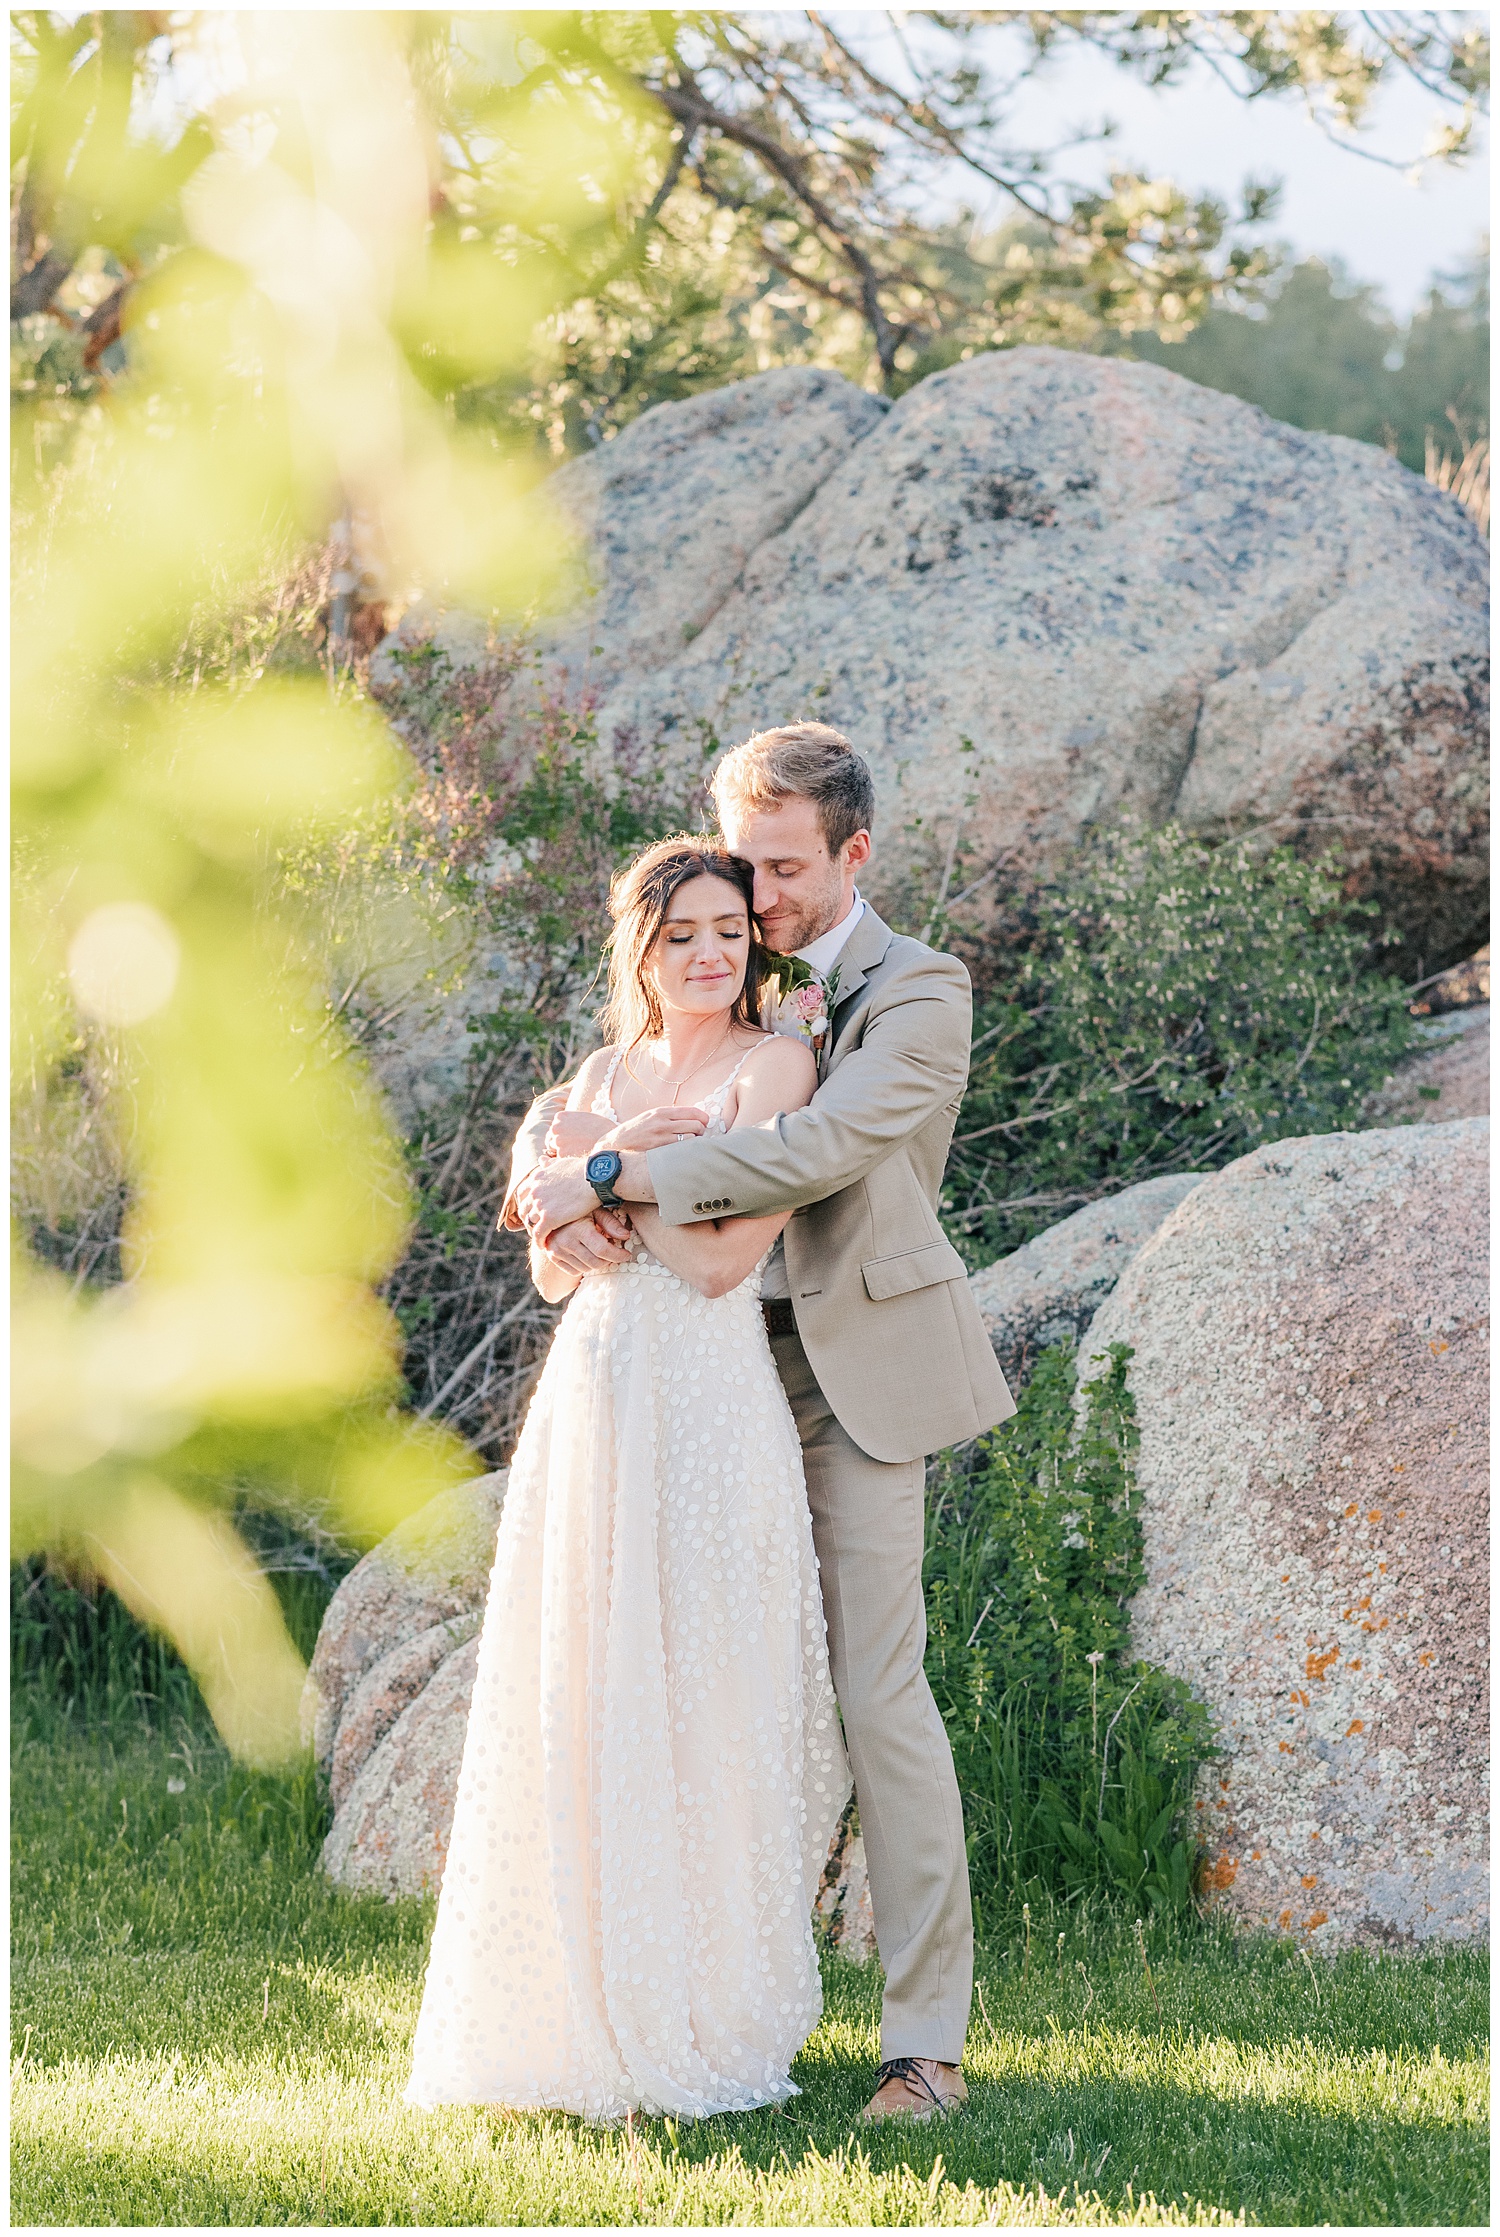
[942,822,1417,1267]
[926,1341,1216,1927]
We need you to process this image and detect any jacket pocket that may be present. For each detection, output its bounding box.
[861,1237,969,1302]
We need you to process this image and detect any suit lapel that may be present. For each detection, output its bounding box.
[827,907,894,1051]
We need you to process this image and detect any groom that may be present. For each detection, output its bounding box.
[511,723,1015,2121]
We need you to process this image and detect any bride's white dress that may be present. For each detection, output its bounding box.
[404,1049,850,2121]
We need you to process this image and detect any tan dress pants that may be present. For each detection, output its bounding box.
[770,1325,973,2063]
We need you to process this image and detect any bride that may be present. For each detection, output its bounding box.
[404,834,850,2123]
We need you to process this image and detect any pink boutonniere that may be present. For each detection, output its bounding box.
[760,956,841,1068]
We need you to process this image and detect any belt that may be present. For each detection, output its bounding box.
[761,1297,798,1340]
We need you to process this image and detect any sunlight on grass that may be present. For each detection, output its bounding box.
[15,2052,1249,2228]
[10,1708,1488,2227]
[963,2020,1478,2121]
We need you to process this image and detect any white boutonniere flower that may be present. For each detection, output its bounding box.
[760,956,840,1068]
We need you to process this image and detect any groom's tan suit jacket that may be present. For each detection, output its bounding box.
[506,905,1015,1465]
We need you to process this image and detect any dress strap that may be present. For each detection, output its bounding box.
[592,1046,626,1119]
[700,1045,756,1128]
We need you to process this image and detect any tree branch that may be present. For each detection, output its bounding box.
[11,245,73,321]
[80,280,130,370]
[645,63,909,376]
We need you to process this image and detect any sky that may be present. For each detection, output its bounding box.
[856,11,1490,319]
[997,36,1487,316]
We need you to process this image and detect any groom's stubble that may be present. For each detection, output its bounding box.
[716,793,868,955]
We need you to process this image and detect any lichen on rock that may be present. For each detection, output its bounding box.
[1085,1120,1488,1945]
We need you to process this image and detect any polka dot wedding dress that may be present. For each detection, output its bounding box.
[405,1051,849,2122]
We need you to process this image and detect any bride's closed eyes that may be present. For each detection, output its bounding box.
[664,922,746,945]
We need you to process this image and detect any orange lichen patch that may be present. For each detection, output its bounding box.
[1278,1909,1294,1930]
[1429,1340,1449,1356]
[1309,1830,1320,1841]
[1252,1851,1262,1861]
[1306,1646,1340,1683]
[1202,1852,1238,1891]
[1378,1563,1387,1574]
[1290,1689,1310,1707]
[1419,1653,1434,1667]
[1301,1875,1318,1888]
[1305,1910,1329,1931]
[1367,1509,1383,1521]
[1344,1502,1358,1517]
[1357,1596,1373,1610]
[1278,1741,1294,1753]
[1392,1463,1405,1473]
[1346,1719,1365,1735]
[1350,1659,1362,1671]
[1281,1574,1290,1583]
[1396,1509,1406,1519]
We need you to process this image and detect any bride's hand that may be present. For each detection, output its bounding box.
[540,1213,634,1278]
[545,1110,610,1159]
[599,1106,709,1152]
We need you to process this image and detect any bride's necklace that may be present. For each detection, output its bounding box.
[646,1022,735,1105]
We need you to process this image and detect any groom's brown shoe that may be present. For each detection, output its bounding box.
[862,2057,968,2122]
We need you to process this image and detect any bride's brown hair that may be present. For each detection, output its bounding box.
[598,835,767,1050]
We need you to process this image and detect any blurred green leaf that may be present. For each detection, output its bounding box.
[10,13,644,1764]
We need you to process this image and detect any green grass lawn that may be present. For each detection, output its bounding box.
[10,1696,1488,2228]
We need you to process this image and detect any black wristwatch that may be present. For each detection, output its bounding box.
[586,1148,625,1209]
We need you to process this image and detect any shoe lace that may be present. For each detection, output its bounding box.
[875,2056,948,2110]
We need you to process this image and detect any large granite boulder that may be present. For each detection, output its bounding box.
[969,1173,1205,1386]
[540,365,888,700]
[378,347,1488,969]
[1085,1121,1488,1946]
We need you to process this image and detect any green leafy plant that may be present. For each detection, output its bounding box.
[943,822,1418,1268]
[926,1340,1216,1923]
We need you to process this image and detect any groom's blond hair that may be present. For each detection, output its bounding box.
[710,722,875,858]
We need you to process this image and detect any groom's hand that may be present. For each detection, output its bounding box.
[517,1156,600,1245]
[519,1143,665,1244]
